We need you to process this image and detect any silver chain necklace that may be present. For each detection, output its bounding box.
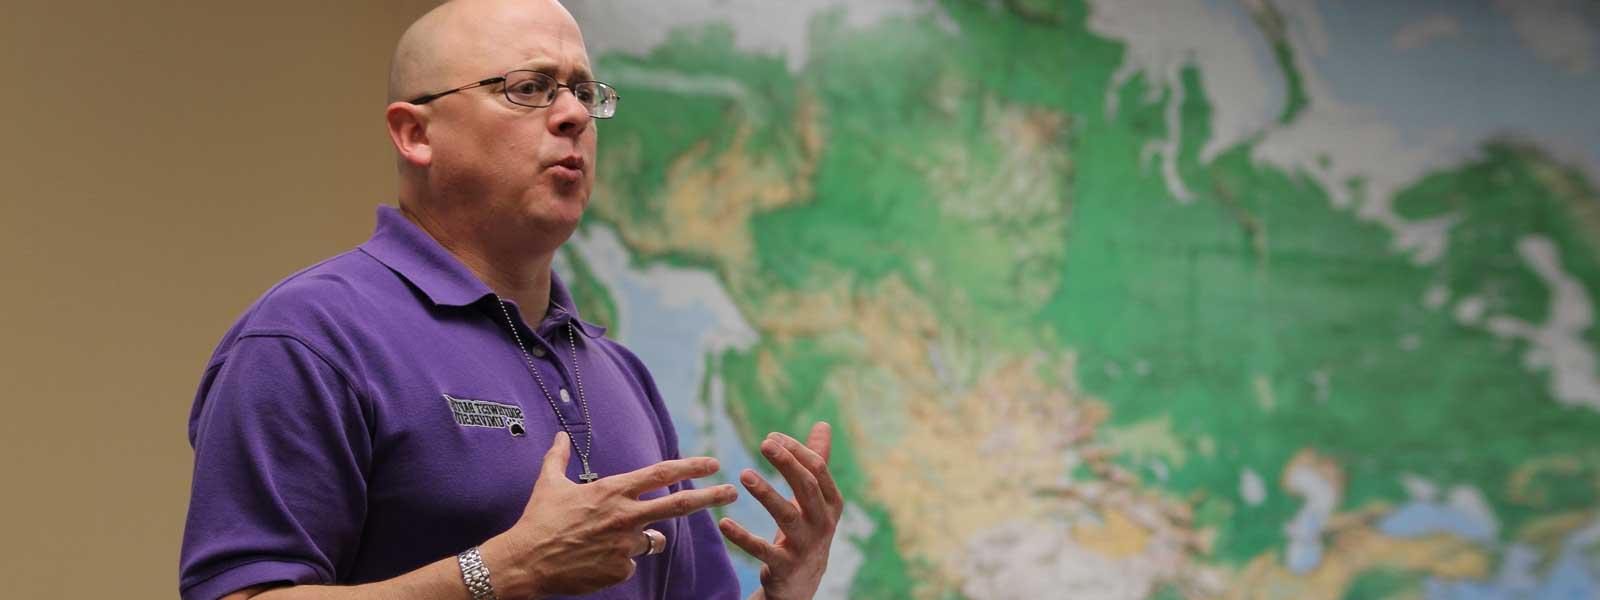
[495,298,598,483]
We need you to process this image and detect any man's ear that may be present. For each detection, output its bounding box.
[386,102,432,167]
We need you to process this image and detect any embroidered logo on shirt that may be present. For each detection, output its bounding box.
[443,394,526,436]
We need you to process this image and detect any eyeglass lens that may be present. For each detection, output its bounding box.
[504,71,617,118]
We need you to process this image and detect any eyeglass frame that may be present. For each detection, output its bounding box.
[406,69,620,119]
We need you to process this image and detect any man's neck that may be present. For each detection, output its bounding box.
[400,203,556,324]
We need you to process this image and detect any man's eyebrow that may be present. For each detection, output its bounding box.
[510,61,594,82]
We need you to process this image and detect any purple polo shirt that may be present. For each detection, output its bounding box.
[180,206,739,600]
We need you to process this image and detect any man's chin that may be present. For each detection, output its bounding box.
[538,174,589,201]
[513,195,586,233]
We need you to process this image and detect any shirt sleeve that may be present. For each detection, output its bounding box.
[179,333,372,600]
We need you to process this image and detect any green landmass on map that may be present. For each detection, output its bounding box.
[580,1,1600,597]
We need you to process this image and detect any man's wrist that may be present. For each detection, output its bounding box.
[479,532,541,599]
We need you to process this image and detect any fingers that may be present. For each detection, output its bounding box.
[739,468,801,527]
[718,517,776,563]
[760,436,826,519]
[540,432,572,481]
[632,484,739,524]
[773,432,844,510]
[628,529,650,558]
[806,421,833,464]
[612,457,722,496]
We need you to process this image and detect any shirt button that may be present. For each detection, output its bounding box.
[559,388,572,403]
[531,346,546,358]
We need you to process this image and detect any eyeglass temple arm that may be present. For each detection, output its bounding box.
[407,77,507,105]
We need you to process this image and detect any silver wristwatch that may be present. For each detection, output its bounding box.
[457,546,498,600]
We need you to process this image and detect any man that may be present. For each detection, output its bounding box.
[178,1,843,598]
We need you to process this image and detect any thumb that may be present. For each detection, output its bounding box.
[541,431,572,480]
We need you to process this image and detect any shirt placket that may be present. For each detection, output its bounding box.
[527,316,589,439]
[488,302,588,437]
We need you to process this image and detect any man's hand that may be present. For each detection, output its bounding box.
[485,432,739,598]
[719,422,845,600]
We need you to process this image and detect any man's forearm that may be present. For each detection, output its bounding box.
[228,533,536,600]
[244,556,466,600]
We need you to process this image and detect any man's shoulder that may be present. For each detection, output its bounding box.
[225,249,397,344]
[590,335,648,372]
[583,334,665,396]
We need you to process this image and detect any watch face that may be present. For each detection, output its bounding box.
[507,420,526,437]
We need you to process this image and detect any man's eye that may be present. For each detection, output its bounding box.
[575,89,596,103]
[511,81,546,96]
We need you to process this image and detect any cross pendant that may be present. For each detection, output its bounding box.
[579,459,599,483]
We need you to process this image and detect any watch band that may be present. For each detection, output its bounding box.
[457,546,498,600]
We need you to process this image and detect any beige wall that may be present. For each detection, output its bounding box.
[0,2,439,596]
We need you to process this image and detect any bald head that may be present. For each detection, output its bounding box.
[382,0,599,268]
[388,0,587,103]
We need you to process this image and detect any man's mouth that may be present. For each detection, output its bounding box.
[546,156,585,182]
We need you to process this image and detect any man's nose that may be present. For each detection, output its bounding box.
[547,88,591,138]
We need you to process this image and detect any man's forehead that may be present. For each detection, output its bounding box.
[458,16,591,76]
[431,1,590,72]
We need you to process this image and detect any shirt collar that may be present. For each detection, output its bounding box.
[358,205,607,338]
[541,268,608,339]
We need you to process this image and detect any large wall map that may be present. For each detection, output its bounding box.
[557,1,1600,597]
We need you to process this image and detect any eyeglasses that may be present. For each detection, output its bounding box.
[407,69,620,119]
